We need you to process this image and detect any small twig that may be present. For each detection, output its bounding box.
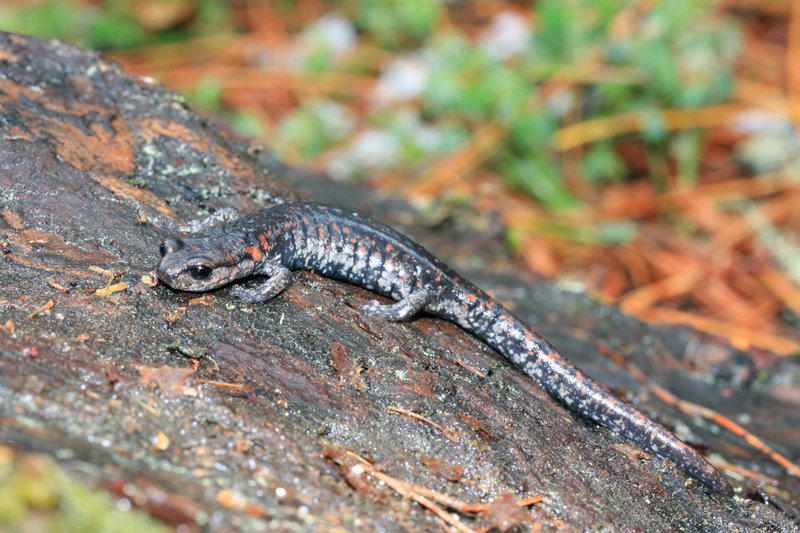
[638,307,799,356]
[88,265,114,277]
[93,282,127,298]
[713,460,779,485]
[341,450,541,532]
[196,379,252,392]
[46,280,69,292]
[387,406,457,441]
[372,474,476,533]
[453,358,487,378]
[551,103,750,151]
[27,300,54,318]
[188,295,215,306]
[594,341,800,480]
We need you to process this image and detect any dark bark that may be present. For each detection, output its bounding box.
[0,32,798,531]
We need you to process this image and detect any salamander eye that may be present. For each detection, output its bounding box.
[159,242,167,257]
[188,265,212,280]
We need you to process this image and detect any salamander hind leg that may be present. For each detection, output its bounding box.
[178,207,241,233]
[230,264,293,303]
[360,288,431,322]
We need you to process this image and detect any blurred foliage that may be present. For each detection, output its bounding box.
[0,0,741,216]
[0,0,233,50]
[735,114,800,175]
[350,0,443,49]
[278,101,355,158]
[292,0,739,210]
[0,447,170,533]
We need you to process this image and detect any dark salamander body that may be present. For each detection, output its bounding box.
[155,202,731,495]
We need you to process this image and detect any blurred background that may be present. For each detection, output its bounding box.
[1,0,798,358]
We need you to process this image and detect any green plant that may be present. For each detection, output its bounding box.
[0,0,234,50]
[348,0,443,49]
[278,0,739,209]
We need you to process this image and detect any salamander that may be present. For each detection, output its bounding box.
[154,201,732,495]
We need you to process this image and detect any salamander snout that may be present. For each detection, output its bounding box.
[154,235,258,293]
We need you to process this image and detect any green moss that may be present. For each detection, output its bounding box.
[0,448,171,533]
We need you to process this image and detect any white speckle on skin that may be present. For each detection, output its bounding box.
[368,253,382,270]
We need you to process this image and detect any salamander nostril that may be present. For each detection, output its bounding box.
[160,237,184,256]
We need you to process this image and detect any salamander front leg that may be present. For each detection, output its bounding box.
[360,288,431,322]
[178,207,241,233]
[230,264,293,303]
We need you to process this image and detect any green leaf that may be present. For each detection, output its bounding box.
[499,155,579,209]
[583,142,627,183]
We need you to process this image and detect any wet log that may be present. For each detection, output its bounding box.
[0,32,798,531]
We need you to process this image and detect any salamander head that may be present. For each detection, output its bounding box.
[154,234,257,292]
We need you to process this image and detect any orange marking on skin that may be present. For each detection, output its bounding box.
[465,293,477,302]
[385,244,394,252]
[246,245,263,261]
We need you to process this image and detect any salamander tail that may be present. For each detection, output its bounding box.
[529,334,733,495]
